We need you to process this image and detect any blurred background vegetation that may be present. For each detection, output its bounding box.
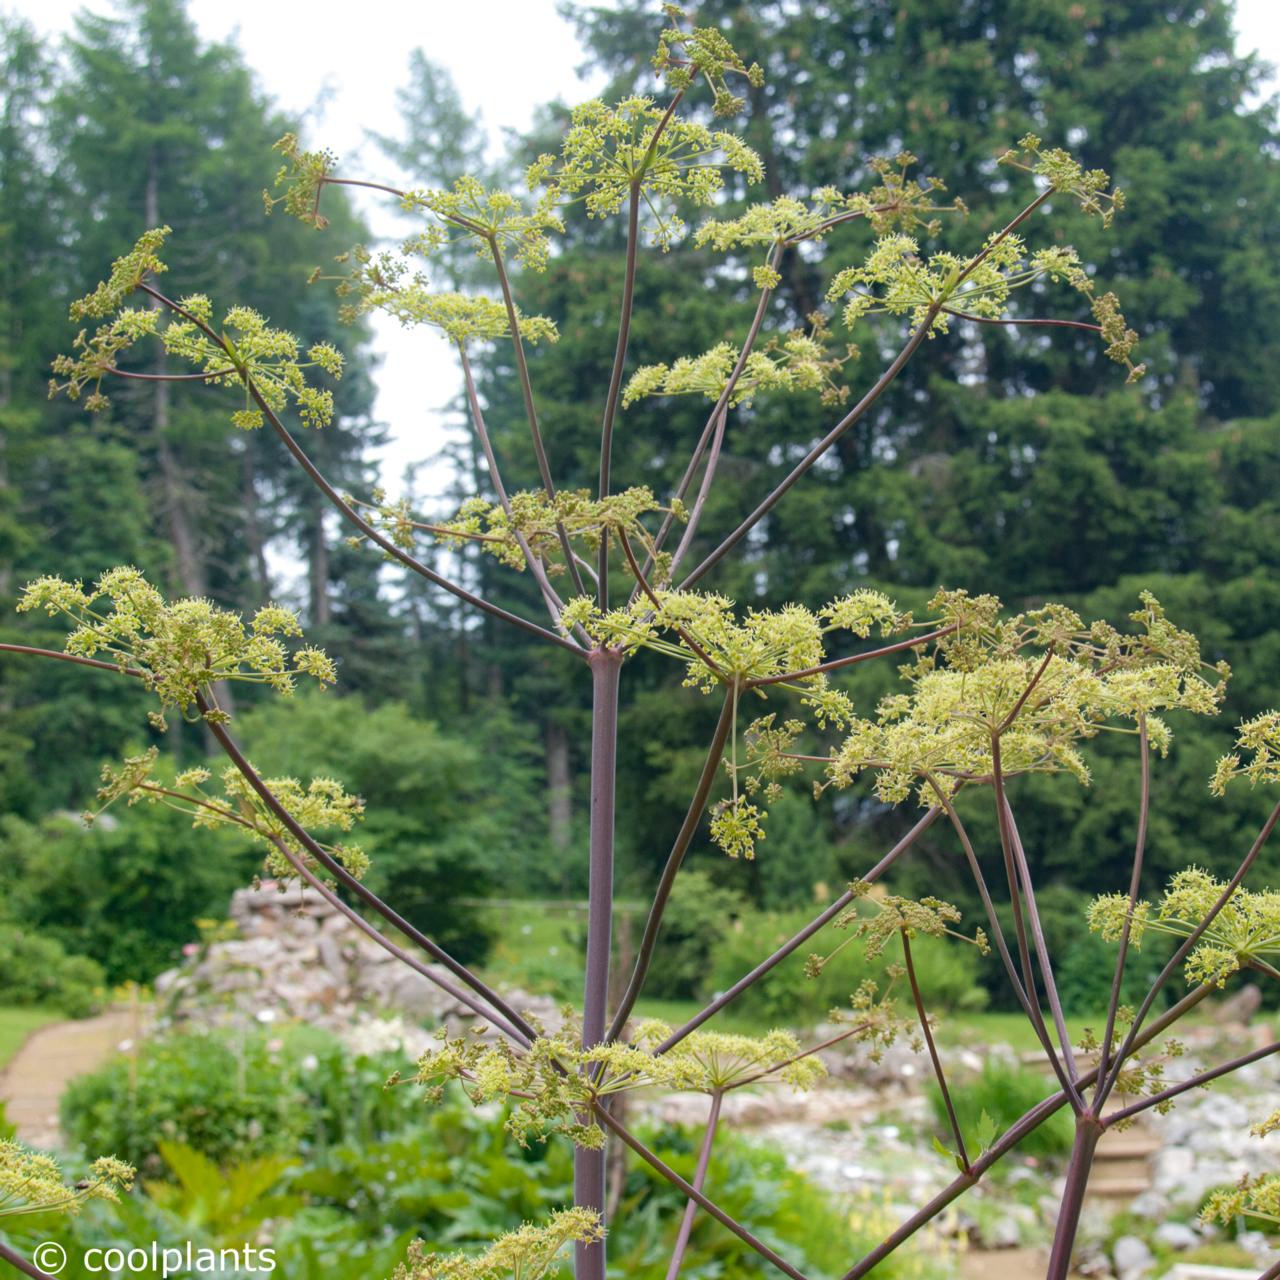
[0,0,1278,1025]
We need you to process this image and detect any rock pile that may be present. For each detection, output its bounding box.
[154,879,560,1037]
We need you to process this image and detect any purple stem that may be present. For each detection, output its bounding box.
[196,693,541,1045]
[902,929,969,1171]
[654,807,943,1053]
[1000,791,1082,1103]
[1094,716,1150,1101]
[594,1104,810,1280]
[838,985,1208,1280]
[664,1091,723,1280]
[267,836,528,1043]
[576,648,623,1280]
[1045,1117,1103,1280]
[0,1241,53,1280]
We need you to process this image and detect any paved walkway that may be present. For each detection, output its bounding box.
[0,1009,140,1148]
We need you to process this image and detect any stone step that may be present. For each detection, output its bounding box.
[1091,1156,1152,1181]
[1085,1176,1150,1199]
[1095,1134,1161,1159]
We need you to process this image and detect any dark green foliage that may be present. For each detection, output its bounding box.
[929,1059,1075,1161]
[0,808,258,985]
[234,692,557,959]
[0,925,104,1017]
[644,867,745,1000]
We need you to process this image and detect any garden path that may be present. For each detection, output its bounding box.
[0,1008,140,1148]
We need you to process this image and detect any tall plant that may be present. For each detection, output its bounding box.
[4,7,1279,1280]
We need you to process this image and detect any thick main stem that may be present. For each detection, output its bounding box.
[576,648,623,1280]
[1045,1117,1102,1280]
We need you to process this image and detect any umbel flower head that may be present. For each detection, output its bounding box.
[86,749,369,885]
[0,1142,134,1219]
[414,1019,826,1151]
[824,590,1226,807]
[527,95,764,249]
[1090,867,1280,989]
[47,226,345,429]
[396,1208,604,1280]
[18,568,336,719]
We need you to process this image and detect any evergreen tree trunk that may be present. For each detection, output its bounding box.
[240,441,271,604]
[145,157,205,601]
[308,501,330,627]
[547,720,573,849]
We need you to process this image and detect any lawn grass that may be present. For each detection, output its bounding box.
[0,1005,61,1072]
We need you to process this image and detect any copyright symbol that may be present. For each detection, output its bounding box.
[33,1243,67,1274]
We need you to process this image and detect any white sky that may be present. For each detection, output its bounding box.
[9,0,1280,527]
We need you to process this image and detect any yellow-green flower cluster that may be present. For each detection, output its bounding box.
[396,1208,604,1280]
[1090,868,1280,989]
[406,176,565,272]
[48,228,345,428]
[1202,1174,1280,1228]
[651,3,763,117]
[825,590,1225,806]
[695,165,958,261]
[69,226,171,321]
[0,1142,134,1219]
[330,245,558,345]
[1211,711,1280,796]
[527,96,764,249]
[18,569,336,716]
[624,316,856,409]
[87,747,368,883]
[416,1020,826,1150]
[431,487,681,575]
[563,588,908,693]
[998,133,1126,226]
[265,133,337,228]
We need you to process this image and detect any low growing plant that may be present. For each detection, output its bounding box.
[4,5,1280,1280]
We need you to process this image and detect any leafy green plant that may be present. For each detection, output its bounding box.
[928,1060,1075,1163]
[0,925,104,1017]
[59,1026,422,1174]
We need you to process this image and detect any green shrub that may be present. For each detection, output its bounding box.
[708,903,989,1027]
[645,868,747,1000]
[928,1058,1074,1161]
[59,1025,422,1174]
[0,924,104,1017]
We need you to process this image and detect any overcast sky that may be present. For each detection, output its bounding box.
[8,0,1280,522]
